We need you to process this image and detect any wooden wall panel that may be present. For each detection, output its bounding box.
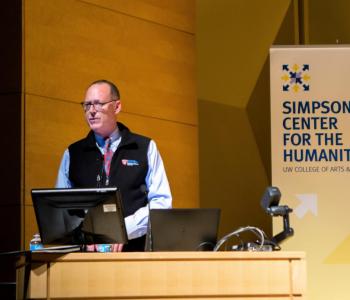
[82,0,195,33]
[24,94,87,202]
[24,0,197,245]
[25,0,196,125]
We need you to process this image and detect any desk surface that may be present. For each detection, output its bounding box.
[30,250,305,261]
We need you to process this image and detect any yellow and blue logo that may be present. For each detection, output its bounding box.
[281,64,310,92]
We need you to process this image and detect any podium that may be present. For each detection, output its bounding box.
[17,251,306,299]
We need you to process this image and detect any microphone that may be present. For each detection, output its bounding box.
[96,175,101,188]
[96,157,104,188]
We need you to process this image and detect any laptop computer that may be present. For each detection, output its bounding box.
[145,208,220,251]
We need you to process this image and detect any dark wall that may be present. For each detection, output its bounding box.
[197,0,298,242]
[308,0,350,44]
[0,1,22,299]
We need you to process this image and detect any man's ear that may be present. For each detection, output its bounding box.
[114,100,121,114]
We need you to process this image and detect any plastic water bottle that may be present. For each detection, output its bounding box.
[30,233,44,251]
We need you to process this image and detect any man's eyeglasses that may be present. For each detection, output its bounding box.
[80,99,117,112]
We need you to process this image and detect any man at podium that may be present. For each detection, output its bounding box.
[55,79,172,251]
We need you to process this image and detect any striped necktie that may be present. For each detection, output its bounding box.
[103,138,113,185]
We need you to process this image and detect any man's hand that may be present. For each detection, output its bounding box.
[111,243,124,252]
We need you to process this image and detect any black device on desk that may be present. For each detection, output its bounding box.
[145,208,221,251]
[31,187,127,245]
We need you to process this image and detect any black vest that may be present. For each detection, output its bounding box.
[68,122,150,218]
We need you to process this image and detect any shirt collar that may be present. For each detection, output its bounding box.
[94,127,121,148]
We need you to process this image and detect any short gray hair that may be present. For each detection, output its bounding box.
[88,79,120,99]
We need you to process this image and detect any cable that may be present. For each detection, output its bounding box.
[195,241,215,251]
[213,226,266,252]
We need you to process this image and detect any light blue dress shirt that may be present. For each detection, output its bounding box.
[55,129,172,240]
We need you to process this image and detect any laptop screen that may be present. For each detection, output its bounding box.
[146,208,221,251]
[31,187,127,245]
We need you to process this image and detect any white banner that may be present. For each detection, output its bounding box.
[270,46,350,300]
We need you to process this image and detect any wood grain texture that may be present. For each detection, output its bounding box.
[50,261,290,297]
[23,252,306,299]
[24,0,196,125]
[23,0,197,249]
[81,0,195,33]
[28,263,47,299]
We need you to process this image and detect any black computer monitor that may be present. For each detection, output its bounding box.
[31,187,127,245]
[145,208,221,251]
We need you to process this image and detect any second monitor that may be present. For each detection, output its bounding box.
[146,208,221,251]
